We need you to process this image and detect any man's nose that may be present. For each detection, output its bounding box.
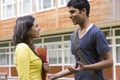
[69,14,73,19]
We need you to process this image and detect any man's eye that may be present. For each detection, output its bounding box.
[70,11,75,14]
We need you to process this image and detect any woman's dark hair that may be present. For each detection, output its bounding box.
[13,15,35,49]
[67,0,90,17]
[13,15,43,62]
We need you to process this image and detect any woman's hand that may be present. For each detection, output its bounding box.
[43,62,49,72]
[47,74,56,80]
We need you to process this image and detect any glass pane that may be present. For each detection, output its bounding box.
[103,30,112,37]
[6,4,13,17]
[116,47,120,63]
[64,43,70,48]
[44,37,61,43]
[66,0,70,3]
[116,38,120,44]
[107,39,112,45]
[11,53,14,65]
[23,0,31,13]
[49,50,57,64]
[0,43,9,47]
[32,0,34,12]
[43,0,51,9]
[115,29,120,36]
[53,0,56,7]
[60,0,64,5]
[64,50,69,63]
[2,6,6,18]
[0,54,9,65]
[11,48,15,52]
[109,47,112,54]
[2,0,5,3]
[37,0,42,10]
[58,44,61,48]
[33,39,42,43]
[70,54,75,64]
[0,54,5,65]
[5,0,11,3]
[58,50,62,64]
[64,35,71,41]
[19,1,22,14]
[47,44,55,49]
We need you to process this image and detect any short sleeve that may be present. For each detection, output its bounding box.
[95,31,110,54]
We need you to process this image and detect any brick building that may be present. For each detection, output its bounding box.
[0,0,120,80]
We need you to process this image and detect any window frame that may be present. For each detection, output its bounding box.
[17,0,34,16]
[0,0,15,20]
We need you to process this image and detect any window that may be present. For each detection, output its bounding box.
[17,0,34,16]
[11,47,15,65]
[115,29,120,36]
[35,34,75,65]
[116,38,120,63]
[44,42,75,65]
[46,43,62,64]
[116,47,120,63]
[1,0,15,19]
[114,28,120,63]
[43,0,51,9]
[64,42,75,64]
[58,0,70,7]
[36,0,56,12]
[0,42,15,66]
[36,0,71,12]
[0,48,9,65]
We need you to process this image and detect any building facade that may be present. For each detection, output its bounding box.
[0,0,120,80]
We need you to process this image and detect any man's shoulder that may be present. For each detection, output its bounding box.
[89,24,102,33]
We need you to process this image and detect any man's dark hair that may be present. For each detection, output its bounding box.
[67,0,90,17]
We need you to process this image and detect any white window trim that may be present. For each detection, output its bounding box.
[17,0,34,17]
[0,0,16,20]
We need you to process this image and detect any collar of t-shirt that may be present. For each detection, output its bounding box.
[79,23,93,36]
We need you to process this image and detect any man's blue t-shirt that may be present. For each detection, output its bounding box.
[71,24,110,80]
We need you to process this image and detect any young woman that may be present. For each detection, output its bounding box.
[13,15,49,80]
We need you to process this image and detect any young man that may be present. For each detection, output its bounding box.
[47,0,113,80]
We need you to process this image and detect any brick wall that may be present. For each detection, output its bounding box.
[0,0,115,40]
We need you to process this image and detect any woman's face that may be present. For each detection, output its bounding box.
[29,20,41,39]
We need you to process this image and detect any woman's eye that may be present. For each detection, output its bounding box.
[35,24,38,27]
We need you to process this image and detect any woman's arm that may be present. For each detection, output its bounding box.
[15,45,30,80]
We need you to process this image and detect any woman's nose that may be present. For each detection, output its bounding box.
[38,26,41,31]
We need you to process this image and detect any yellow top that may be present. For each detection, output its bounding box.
[14,43,42,80]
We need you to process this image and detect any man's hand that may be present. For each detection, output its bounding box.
[68,61,85,73]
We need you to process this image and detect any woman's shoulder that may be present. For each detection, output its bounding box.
[17,43,28,47]
[16,43,29,50]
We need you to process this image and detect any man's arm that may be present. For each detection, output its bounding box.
[82,51,113,70]
[47,64,80,80]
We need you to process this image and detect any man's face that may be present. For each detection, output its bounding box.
[68,6,86,25]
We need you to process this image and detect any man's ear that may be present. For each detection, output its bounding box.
[82,8,87,13]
